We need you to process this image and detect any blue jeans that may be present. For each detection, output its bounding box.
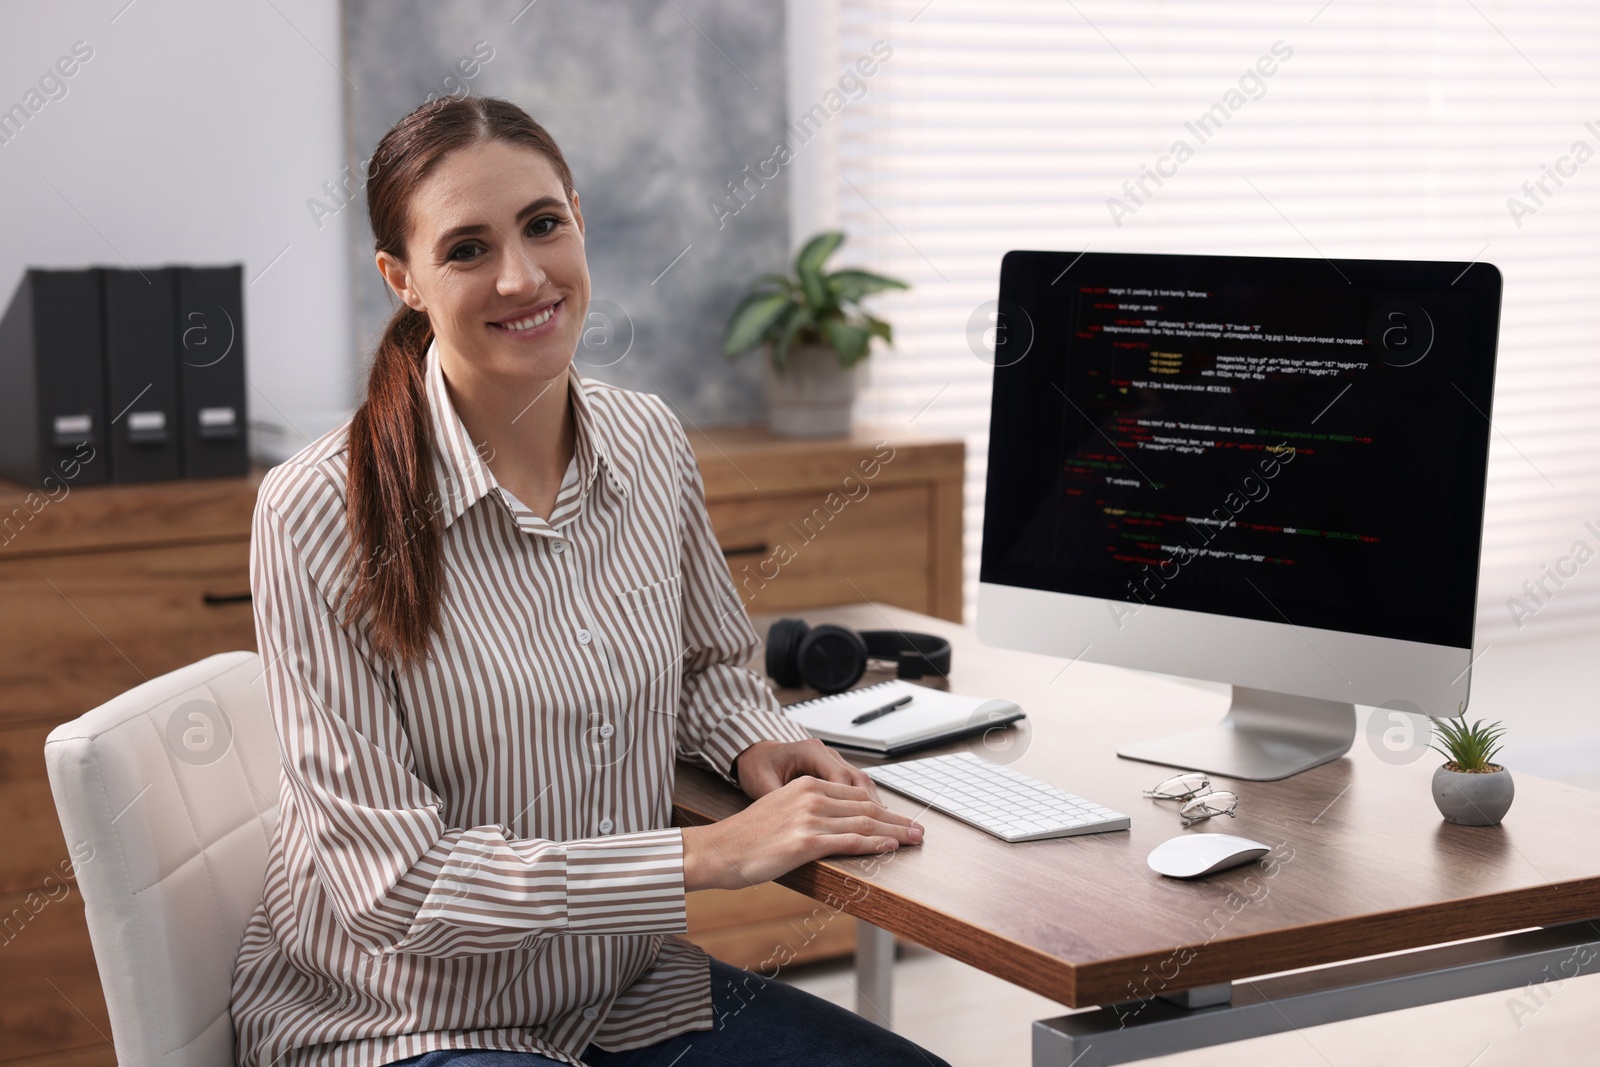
[383,957,950,1067]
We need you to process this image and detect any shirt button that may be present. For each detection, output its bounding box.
[599,723,615,739]
[552,541,566,555]
[576,628,592,645]
[581,1006,598,1020]
[599,817,614,834]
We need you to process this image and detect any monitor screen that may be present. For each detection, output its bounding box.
[981,251,1501,651]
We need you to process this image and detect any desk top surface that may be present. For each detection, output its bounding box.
[671,603,1600,1008]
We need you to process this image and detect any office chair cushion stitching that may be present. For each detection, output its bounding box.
[172,684,244,1058]
[123,817,268,895]
[141,685,239,1057]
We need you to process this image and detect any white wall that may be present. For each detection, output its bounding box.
[0,0,353,457]
[784,0,841,255]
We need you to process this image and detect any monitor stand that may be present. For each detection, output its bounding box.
[1118,687,1356,782]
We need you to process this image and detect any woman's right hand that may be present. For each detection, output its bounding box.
[680,775,925,892]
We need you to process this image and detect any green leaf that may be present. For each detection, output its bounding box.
[826,269,909,305]
[822,317,871,367]
[1428,715,1508,771]
[771,303,811,372]
[722,291,795,358]
[795,231,845,311]
[862,314,893,345]
[795,231,845,279]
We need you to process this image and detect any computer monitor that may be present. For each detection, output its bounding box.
[977,251,1501,781]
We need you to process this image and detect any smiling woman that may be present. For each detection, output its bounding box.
[354,105,591,658]
[228,96,942,1067]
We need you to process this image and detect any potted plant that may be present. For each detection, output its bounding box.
[721,230,908,437]
[1429,712,1513,826]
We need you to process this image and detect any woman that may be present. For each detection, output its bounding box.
[229,95,943,1067]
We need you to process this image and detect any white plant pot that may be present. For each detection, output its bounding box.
[1432,764,1514,826]
[761,342,864,437]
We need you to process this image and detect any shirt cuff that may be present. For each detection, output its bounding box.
[697,707,816,788]
[564,828,689,934]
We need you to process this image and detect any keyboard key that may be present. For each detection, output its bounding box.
[865,752,1129,842]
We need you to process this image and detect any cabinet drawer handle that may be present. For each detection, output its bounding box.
[202,591,253,605]
[719,541,769,559]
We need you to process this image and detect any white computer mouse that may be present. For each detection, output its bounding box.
[1147,833,1271,879]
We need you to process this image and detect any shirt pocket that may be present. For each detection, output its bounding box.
[614,572,685,716]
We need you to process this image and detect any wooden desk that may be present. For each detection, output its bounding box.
[672,603,1600,1064]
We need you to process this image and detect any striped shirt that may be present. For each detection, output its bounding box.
[230,338,813,1067]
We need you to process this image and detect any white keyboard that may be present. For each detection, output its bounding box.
[866,752,1130,842]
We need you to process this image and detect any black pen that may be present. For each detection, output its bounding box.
[852,694,913,725]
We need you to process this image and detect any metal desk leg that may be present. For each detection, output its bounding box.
[1031,920,1600,1066]
[855,920,896,1025]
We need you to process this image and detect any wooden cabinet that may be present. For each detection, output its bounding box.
[691,425,963,625]
[0,542,256,727]
[0,425,961,1064]
[0,471,261,1067]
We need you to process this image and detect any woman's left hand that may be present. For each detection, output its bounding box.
[734,738,881,803]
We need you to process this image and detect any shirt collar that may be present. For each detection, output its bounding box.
[423,337,628,530]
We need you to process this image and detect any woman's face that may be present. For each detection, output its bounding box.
[379,138,589,385]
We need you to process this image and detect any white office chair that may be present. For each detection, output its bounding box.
[44,652,279,1067]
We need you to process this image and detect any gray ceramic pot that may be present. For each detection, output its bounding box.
[762,343,865,437]
[1432,764,1514,826]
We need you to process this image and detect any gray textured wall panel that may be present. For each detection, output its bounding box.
[342,0,789,423]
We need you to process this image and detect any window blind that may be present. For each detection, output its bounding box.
[822,0,1600,647]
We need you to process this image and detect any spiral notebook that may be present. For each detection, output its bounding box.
[779,679,1026,756]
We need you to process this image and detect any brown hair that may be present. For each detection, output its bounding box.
[344,96,577,665]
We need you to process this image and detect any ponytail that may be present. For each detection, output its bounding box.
[343,305,442,665]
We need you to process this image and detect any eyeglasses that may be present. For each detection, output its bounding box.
[1144,772,1240,827]
[1144,772,1210,801]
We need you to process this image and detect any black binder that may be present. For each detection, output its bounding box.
[0,268,109,488]
[175,265,248,479]
[102,267,181,482]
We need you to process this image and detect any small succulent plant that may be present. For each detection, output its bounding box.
[1429,709,1507,773]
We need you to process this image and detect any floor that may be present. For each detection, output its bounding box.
[779,629,1600,1066]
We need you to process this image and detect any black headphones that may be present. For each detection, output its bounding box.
[764,618,953,694]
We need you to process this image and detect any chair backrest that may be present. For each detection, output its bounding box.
[44,651,280,1067]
